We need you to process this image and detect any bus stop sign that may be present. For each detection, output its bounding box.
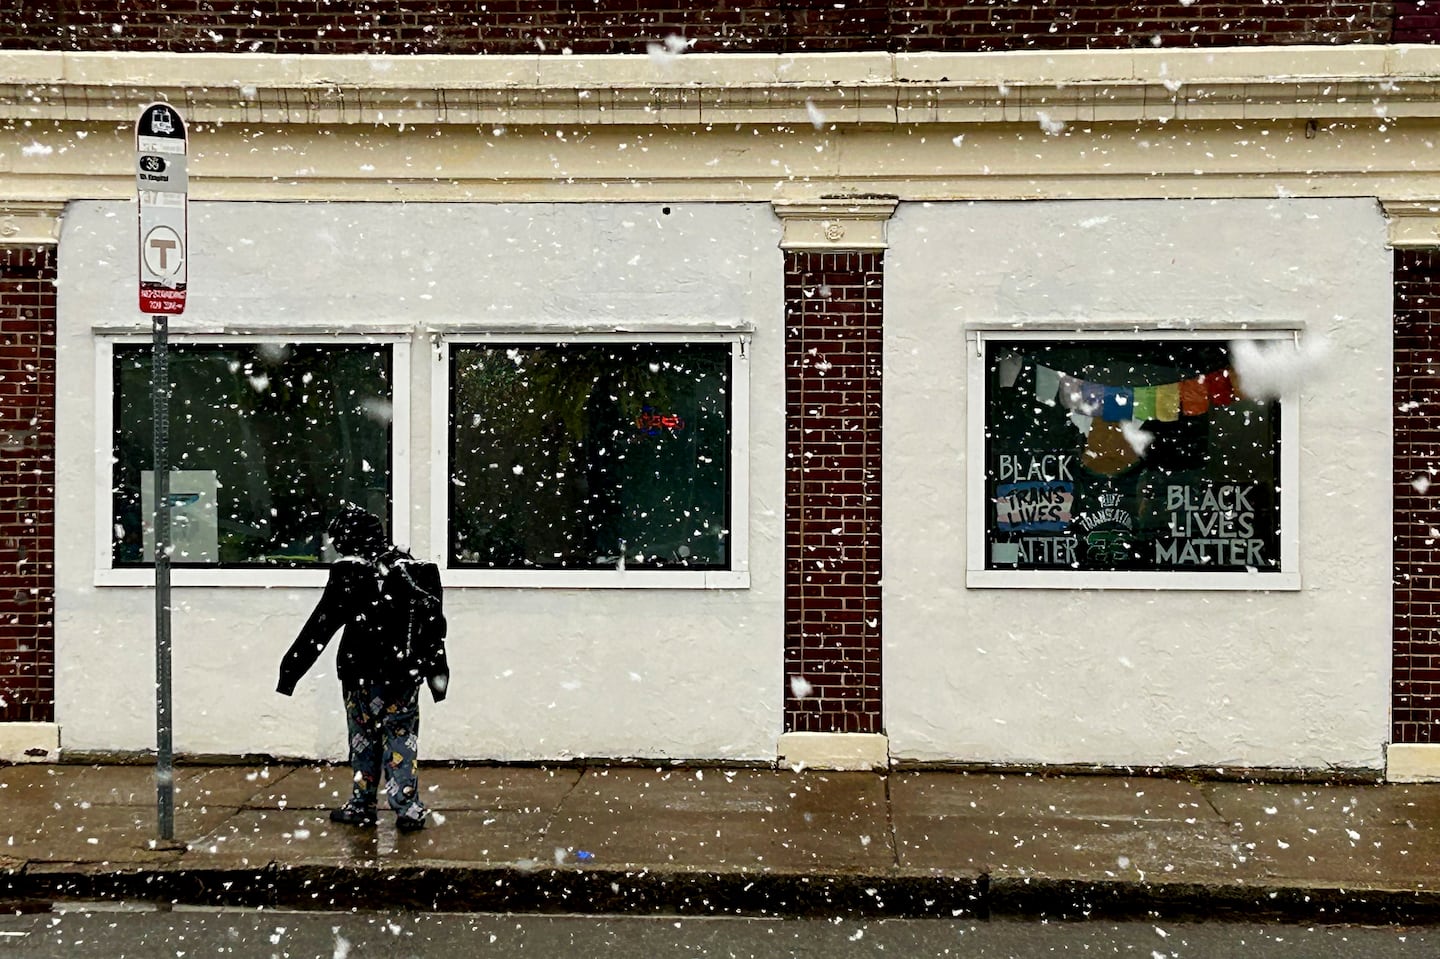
[136,103,188,315]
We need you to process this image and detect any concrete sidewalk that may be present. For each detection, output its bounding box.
[1,762,1439,921]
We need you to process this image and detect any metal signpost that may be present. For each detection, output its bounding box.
[136,102,188,841]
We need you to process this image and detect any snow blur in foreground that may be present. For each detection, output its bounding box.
[1229,336,1330,400]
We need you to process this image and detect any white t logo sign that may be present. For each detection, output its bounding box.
[143,225,184,279]
[150,237,176,270]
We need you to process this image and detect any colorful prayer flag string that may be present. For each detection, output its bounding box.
[1012,359,1240,423]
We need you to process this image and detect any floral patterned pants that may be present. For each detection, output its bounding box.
[342,682,427,819]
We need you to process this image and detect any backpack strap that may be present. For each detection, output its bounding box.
[395,560,441,605]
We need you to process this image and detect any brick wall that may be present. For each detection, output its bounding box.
[1,1,1396,55]
[0,248,56,725]
[1394,0,1440,40]
[1394,248,1440,744]
[784,251,883,735]
[896,1,1392,48]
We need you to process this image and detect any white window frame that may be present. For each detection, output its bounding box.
[965,326,1301,591]
[94,331,411,588]
[433,331,750,589]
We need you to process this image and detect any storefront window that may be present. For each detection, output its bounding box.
[112,343,392,567]
[974,335,1290,586]
[448,341,732,571]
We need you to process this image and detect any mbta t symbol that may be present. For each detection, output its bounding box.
[143,225,185,278]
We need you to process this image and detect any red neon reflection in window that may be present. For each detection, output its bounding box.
[636,409,685,435]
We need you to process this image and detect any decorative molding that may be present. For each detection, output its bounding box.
[7,48,1440,128]
[773,198,899,250]
[965,318,1305,332]
[91,319,418,336]
[425,317,756,335]
[1382,199,1440,248]
[1,51,1440,204]
[0,202,63,247]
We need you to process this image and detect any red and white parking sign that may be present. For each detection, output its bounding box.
[136,103,188,315]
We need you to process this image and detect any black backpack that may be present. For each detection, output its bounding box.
[375,551,450,701]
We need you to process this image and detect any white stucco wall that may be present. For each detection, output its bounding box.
[54,200,785,761]
[52,195,1393,769]
[884,198,1392,770]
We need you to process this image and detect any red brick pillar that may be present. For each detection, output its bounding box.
[0,207,60,758]
[1389,201,1440,780]
[773,199,895,770]
[1394,248,1440,744]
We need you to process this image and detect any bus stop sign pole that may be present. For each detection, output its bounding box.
[136,102,188,842]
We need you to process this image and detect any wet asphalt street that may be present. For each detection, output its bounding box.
[0,907,1436,958]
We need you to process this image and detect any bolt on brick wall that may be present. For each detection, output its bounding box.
[0,247,56,725]
[784,251,883,735]
[0,1,1396,55]
[1394,248,1440,745]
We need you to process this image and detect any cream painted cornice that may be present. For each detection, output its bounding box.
[6,47,1440,128]
[0,201,62,246]
[5,48,1440,204]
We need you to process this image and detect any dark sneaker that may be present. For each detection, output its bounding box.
[329,802,377,827]
[396,810,427,833]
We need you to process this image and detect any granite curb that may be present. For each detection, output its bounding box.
[1,861,985,917]
[8,861,1440,923]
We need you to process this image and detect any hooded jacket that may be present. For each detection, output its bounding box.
[276,507,421,697]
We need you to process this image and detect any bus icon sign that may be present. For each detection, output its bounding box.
[150,107,175,135]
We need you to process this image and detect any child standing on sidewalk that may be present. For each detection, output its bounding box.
[277,505,448,832]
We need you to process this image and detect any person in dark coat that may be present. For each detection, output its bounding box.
[277,505,440,832]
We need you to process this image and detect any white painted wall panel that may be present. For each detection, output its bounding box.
[53,195,1392,768]
[883,198,1392,770]
[55,200,785,761]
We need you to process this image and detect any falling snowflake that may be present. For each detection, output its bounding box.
[1121,420,1155,458]
[1229,336,1330,400]
[1036,112,1066,135]
[805,99,827,130]
[646,33,693,65]
[361,397,394,424]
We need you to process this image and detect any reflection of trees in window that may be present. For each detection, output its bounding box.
[449,342,731,570]
[113,344,391,566]
[984,339,1282,574]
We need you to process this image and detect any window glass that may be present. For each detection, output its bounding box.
[449,341,732,570]
[113,343,392,567]
[984,339,1282,575]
